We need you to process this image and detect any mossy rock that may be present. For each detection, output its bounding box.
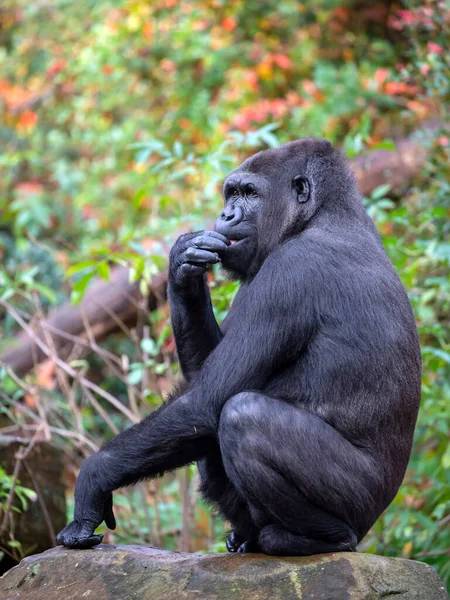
[0,545,448,600]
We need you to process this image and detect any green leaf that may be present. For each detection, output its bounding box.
[173,140,183,157]
[371,184,392,200]
[128,366,144,386]
[136,148,152,163]
[96,261,110,281]
[133,188,147,210]
[70,271,95,305]
[31,283,57,304]
[65,261,97,279]
[370,139,397,151]
[141,338,157,355]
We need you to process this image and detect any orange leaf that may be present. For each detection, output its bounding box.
[24,394,37,408]
[15,181,43,195]
[17,110,38,130]
[406,100,428,118]
[384,81,420,96]
[272,54,292,70]
[374,68,389,85]
[46,59,67,78]
[36,360,56,390]
[142,22,153,40]
[221,16,237,32]
[160,59,176,73]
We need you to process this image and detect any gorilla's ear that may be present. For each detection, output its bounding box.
[293,176,310,203]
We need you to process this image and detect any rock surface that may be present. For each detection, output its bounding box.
[0,545,448,600]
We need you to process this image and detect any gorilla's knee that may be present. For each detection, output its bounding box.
[220,391,262,429]
[219,391,265,458]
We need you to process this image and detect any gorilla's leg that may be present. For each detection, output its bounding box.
[198,442,259,552]
[218,392,381,556]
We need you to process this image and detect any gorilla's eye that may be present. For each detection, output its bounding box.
[231,188,239,197]
[244,183,258,197]
[293,176,310,203]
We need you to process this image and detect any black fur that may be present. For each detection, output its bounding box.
[57,138,421,555]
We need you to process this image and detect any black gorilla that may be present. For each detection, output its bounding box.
[57,138,421,555]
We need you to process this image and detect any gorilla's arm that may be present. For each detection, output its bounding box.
[57,245,315,548]
[168,231,229,380]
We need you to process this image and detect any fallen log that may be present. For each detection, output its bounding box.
[0,268,168,377]
[0,128,437,377]
[351,135,428,197]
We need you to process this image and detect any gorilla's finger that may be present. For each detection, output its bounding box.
[185,248,220,264]
[194,233,230,251]
[202,231,231,244]
[104,495,116,530]
[66,534,104,550]
[180,263,206,277]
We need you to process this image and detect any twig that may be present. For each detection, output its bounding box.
[33,295,84,436]
[83,388,120,435]
[138,484,155,545]
[0,425,44,535]
[180,467,191,552]
[141,324,150,400]
[0,299,139,424]
[0,424,98,453]
[0,456,22,536]
[23,460,56,546]
[148,479,162,547]
[0,391,41,425]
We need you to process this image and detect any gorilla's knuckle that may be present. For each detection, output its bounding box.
[185,247,197,259]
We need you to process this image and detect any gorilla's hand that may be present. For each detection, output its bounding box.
[56,455,116,549]
[169,231,230,286]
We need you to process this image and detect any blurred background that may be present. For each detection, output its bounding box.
[0,0,448,588]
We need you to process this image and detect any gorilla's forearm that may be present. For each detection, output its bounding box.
[167,230,229,379]
[56,392,213,549]
[86,392,212,492]
[168,278,223,379]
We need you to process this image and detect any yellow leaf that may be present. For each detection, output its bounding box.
[257,63,272,80]
[402,541,412,556]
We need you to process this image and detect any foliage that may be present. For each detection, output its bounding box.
[0,465,37,562]
[0,0,448,587]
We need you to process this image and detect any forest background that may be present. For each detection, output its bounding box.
[0,0,448,589]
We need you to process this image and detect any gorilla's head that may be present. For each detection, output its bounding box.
[214,137,361,279]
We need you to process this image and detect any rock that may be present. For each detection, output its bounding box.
[0,436,66,558]
[0,545,448,600]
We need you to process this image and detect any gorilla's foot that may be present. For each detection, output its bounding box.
[258,524,358,557]
[226,531,259,553]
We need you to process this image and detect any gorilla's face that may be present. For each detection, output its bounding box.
[214,139,329,279]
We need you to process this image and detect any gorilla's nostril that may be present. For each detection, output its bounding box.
[221,206,236,222]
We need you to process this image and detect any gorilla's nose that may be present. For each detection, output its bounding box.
[216,205,243,231]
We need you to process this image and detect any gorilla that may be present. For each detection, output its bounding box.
[57,138,421,555]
